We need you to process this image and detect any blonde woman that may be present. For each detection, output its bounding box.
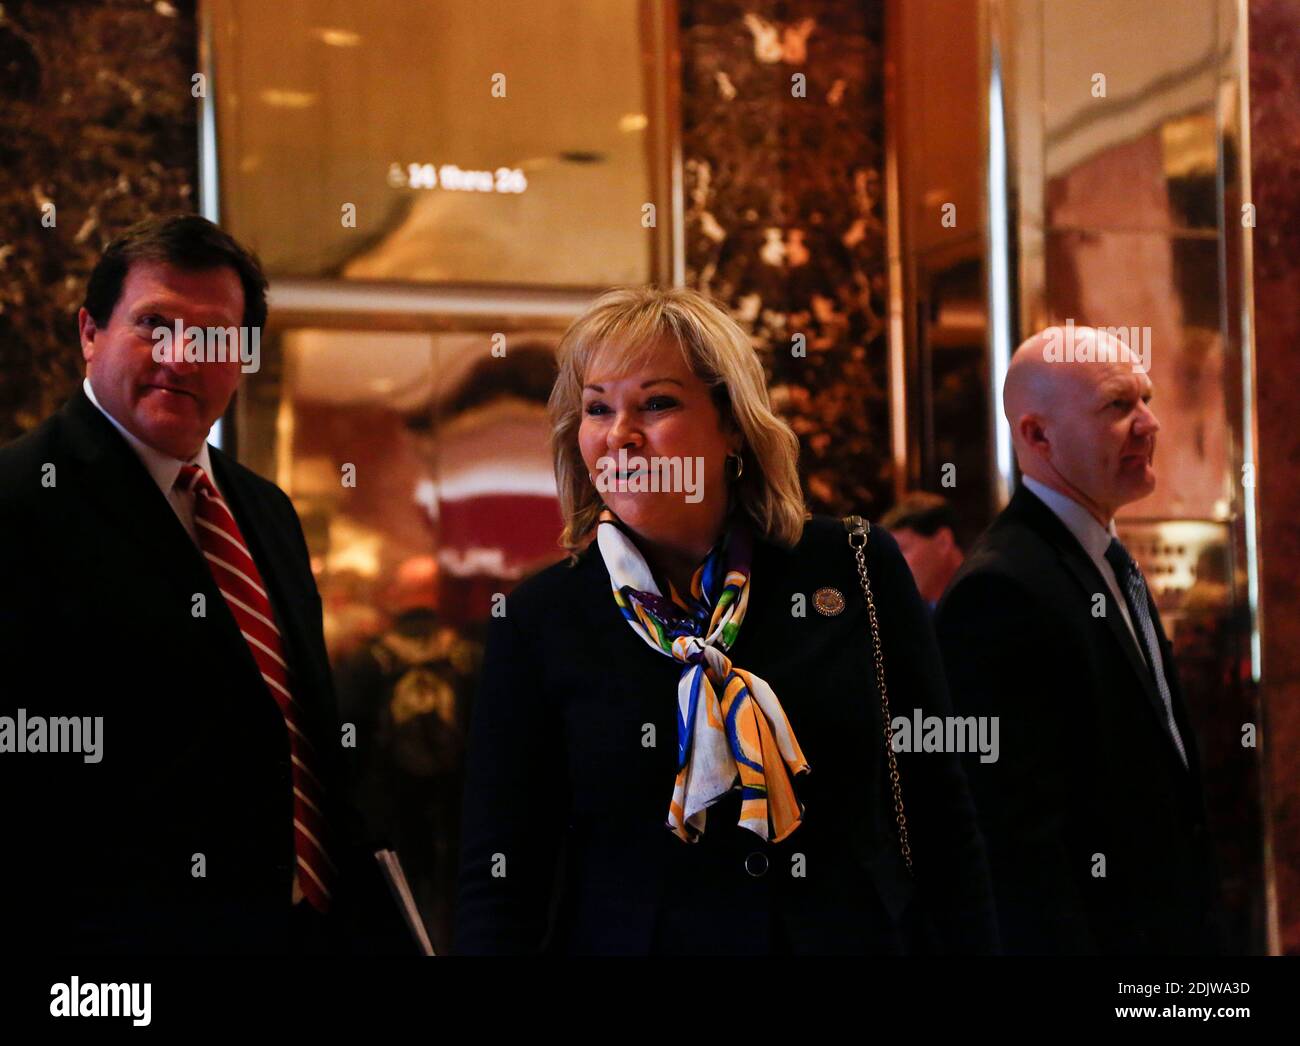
[456,287,996,955]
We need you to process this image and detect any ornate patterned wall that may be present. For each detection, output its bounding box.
[680,0,891,517]
[0,0,197,442]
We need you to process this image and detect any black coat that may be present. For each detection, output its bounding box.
[0,387,412,955]
[935,485,1223,955]
[455,514,998,955]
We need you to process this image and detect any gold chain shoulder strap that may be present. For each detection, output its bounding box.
[843,515,913,873]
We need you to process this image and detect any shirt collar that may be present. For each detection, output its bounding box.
[1020,474,1117,561]
[83,377,216,496]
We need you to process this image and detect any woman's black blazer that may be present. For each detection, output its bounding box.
[455,514,998,955]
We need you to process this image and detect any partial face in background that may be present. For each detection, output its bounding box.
[892,525,957,604]
[79,260,246,460]
[578,337,739,551]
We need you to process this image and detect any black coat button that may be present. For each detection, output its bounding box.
[744,851,769,877]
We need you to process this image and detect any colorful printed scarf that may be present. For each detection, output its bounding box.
[595,509,809,843]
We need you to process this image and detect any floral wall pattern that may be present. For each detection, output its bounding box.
[680,0,892,517]
[0,0,197,442]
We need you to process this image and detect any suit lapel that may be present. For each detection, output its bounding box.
[1057,550,1167,713]
[1011,488,1184,760]
[60,387,213,596]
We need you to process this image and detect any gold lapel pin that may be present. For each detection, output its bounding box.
[813,586,846,616]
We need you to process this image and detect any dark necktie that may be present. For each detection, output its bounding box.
[178,464,337,910]
[1104,537,1189,769]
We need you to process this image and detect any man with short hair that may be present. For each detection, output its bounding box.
[880,492,965,609]
[0,214,411,954]
[935,326,1223,955]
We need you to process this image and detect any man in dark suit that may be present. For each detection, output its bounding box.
[935,326,1223,955]
[0,215,412,954]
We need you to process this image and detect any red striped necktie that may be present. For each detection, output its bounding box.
[178,464,336,912]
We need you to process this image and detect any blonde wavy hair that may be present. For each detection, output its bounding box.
[549,286,807,557]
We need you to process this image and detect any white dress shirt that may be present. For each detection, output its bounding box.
[83,377,221,547]
[1020,475,1147,664]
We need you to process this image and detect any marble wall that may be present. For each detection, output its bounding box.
[679,0,891,518]
[1248,0,1300,956]
[0,0,198,443]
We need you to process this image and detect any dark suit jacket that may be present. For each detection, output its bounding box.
[455,514,998,955]
[934,485,1223,955]
[0,387,413,955]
